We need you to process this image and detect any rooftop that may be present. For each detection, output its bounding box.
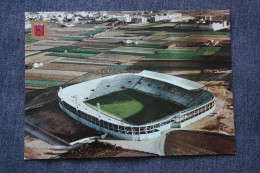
[137,70,204,90]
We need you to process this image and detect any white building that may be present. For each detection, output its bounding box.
[116,14,132,23]
[134,17,148,23]
[150,13,182,22]
[108,14,132,23]
[174,21,230,31]
[33,62,43,68]
[212,21,229,31]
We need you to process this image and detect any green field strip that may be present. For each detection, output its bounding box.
[77,29,105,36]
[48,52,97,59]
[106,51,154,57]
[198,47,222,51]
[45,46,81,52]
[157,49,197,54]
[57,37,84,41]
[116,23,163,30]
[144,22,164,27]
[142,54,201,59]
[25,39,39,44]
[157,49,211,56]
[25,79,65,86]
[25,51,44,58]
[203,51,216,56]
[164,34,188,37]
[117,47,161,52]
[141,46,230,59]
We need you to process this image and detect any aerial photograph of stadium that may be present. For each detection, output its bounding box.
[24,10,236,159]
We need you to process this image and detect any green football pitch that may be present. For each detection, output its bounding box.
[85,89,186,125]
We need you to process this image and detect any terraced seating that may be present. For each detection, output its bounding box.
[87,74,141,100]
[84,74,213,111]
[133,78,206,107]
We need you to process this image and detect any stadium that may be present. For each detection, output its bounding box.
[58,70,215,140]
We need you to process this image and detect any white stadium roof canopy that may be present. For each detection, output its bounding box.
[136,70,205,90]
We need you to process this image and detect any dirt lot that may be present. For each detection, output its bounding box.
[171,34,230,42]
[26,98,100,142]
[24,132,65,159]
[164,130,235,156]
[25,89,58,108]
[73,40,123,49]
[52,58,116,66]
[39,63,109,72]
[177,72,235,136]
[94,30,144,40]
[35,40,76,46]
[61,140,157,159]
[163,71,235,155]
[25,52,61,64]
[24,89,157,159]
[25,69,86,82]
[89,53,142,63]
[25,45,54,51]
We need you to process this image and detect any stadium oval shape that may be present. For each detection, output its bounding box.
[58,71,215,141]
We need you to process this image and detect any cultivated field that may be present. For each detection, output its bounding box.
[164,130,235,155]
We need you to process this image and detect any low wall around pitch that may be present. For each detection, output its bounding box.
[59,103,163,141]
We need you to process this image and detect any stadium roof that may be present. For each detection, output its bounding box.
[137,70,204,90]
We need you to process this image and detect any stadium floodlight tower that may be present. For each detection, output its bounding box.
[58,70,215,141]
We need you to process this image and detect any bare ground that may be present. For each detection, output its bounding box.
[164,130,235,156]
[26,96,100,143]
[24,133,65,159]
[61,140,157,159]
[181,72,235,136]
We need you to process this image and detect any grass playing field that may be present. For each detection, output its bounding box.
[85,89,186,125]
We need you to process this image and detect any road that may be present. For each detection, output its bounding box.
[100,128,177,156]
